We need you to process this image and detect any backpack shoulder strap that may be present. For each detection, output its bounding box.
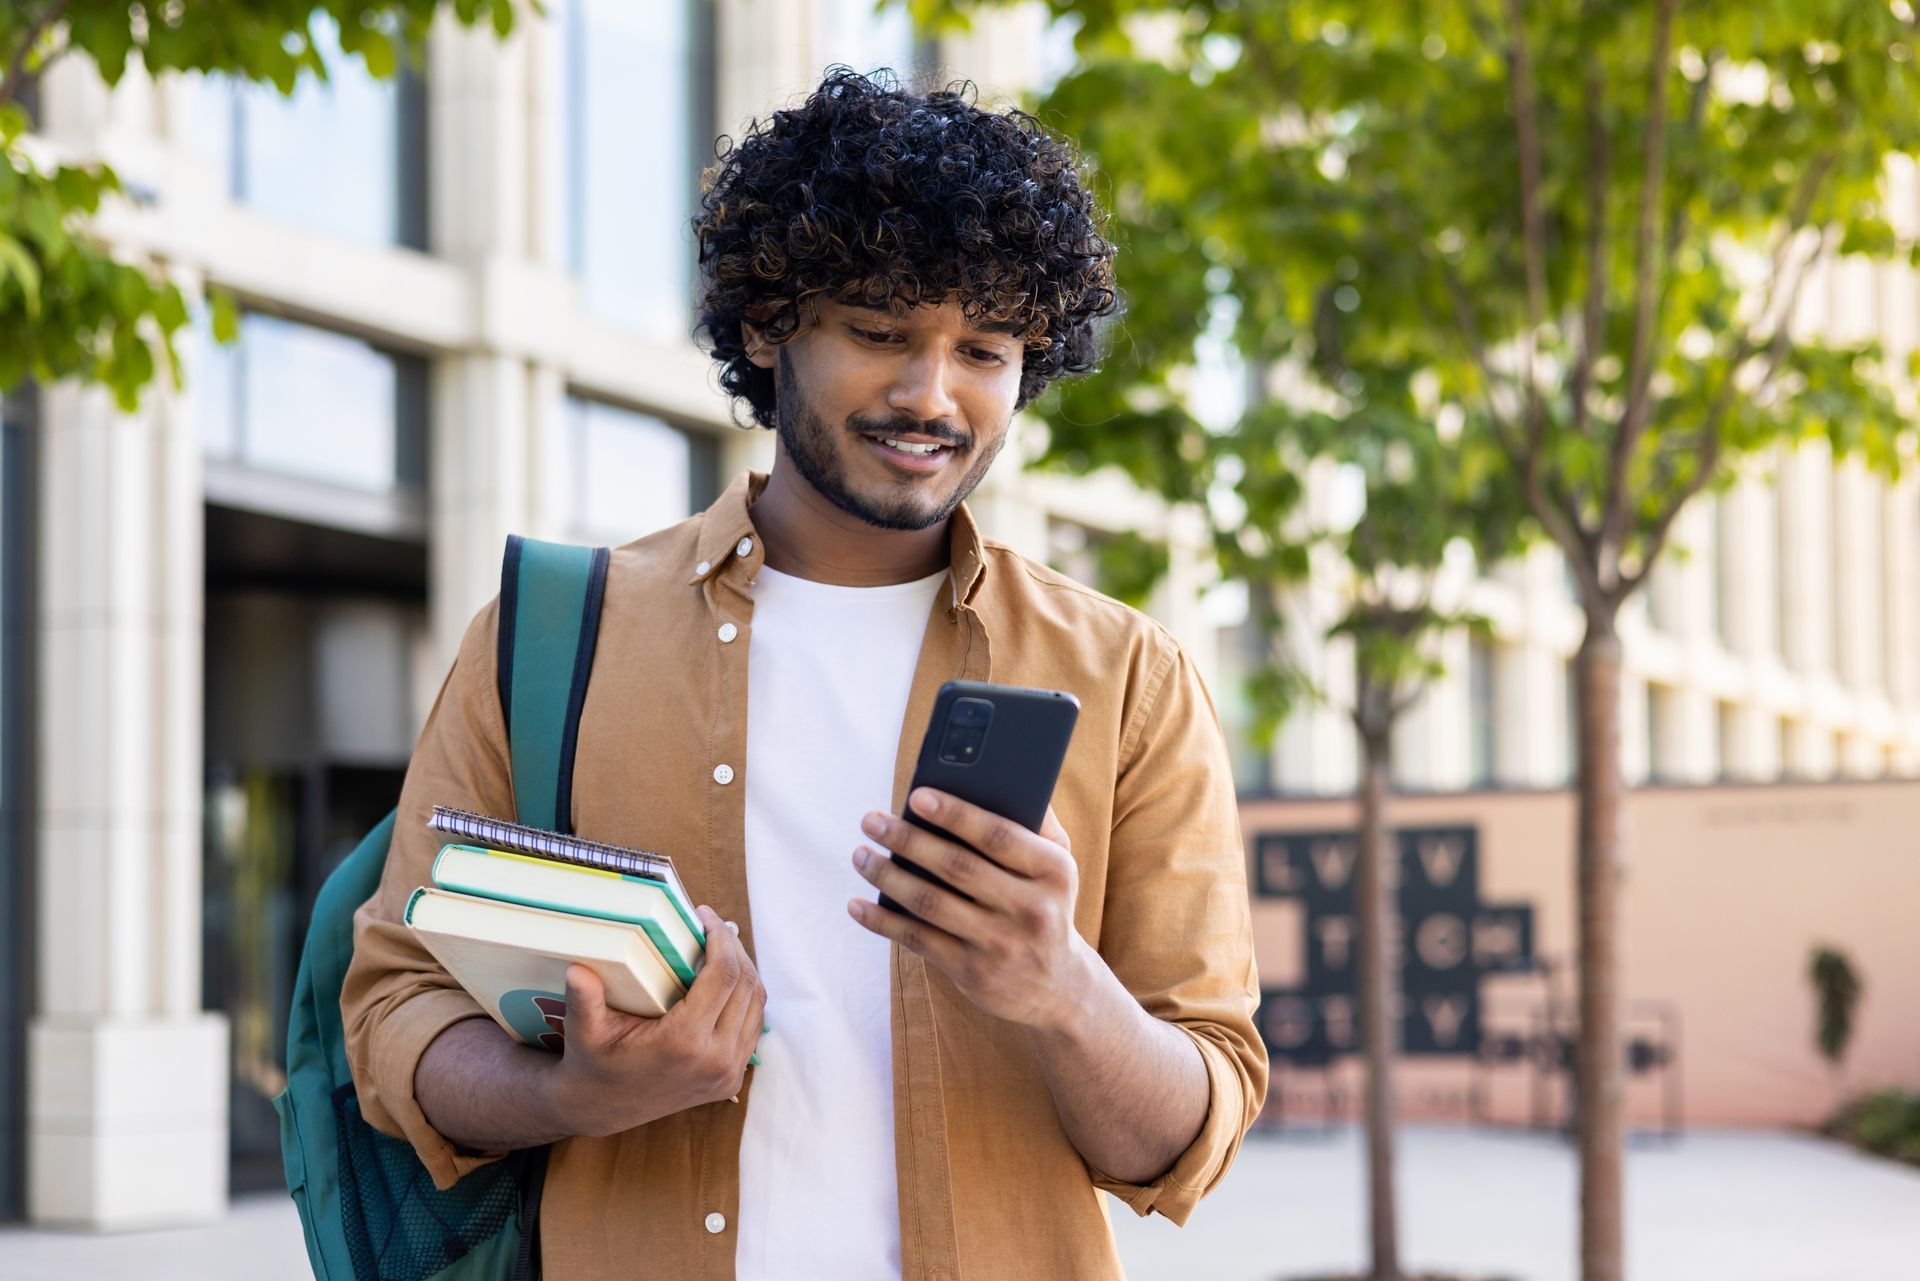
[496,535,611,835]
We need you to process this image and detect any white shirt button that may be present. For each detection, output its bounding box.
[695,560,711,576]
[717,622,738,643]
[704,1211,726,1234]
[736,536,754,558]
[713,763,735,785]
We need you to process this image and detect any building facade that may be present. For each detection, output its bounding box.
[3,0,1917,1234]
[0,0,1224,1230]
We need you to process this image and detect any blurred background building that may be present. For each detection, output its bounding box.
[0,0,1915,1235]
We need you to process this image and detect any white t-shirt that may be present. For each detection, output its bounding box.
[735,564,948,1281]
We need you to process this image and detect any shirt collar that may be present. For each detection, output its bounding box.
[689,468,989,608]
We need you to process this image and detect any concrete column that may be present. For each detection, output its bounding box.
[1777,441,1834,675]
[425,15,543,666]
[1392,624,1472,792]
[429,13,531,261]
[1832,459,1884,693]
[526,362,572,543]
[1886,476,1920,710]
[1724,704,1780,782]
[1784,717,1840,780]
[1719,474,1778,659]
[29,376,226,1229]
[714,0,817,134]
[1663,500,1720,782]
[430,354,534,667]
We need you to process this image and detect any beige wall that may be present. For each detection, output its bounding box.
[1241,781,1920,1129]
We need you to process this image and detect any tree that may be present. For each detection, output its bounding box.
[1270,392,1521,1281]
[0,0,521,411]
[916,3,1920,1279]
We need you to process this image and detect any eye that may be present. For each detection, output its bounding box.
[965,347,1009,367]
[850,326,904,345]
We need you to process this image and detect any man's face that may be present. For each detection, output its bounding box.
[753,298,1025,531]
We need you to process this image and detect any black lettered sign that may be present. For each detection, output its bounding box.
[1253,825,1534,1061]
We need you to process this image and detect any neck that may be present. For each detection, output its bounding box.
[752,449,952,586]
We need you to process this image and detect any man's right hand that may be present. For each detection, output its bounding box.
[545,904,768,1137]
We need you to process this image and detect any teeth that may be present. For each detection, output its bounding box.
[881,438,942,455]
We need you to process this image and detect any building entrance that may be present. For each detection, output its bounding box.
[202,503,427,1190]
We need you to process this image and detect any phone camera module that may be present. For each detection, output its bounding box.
[938,699,993,765]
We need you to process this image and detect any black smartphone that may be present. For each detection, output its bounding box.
[877,680,1081,920]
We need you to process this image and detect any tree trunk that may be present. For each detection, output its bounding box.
[1356,727,1402,1281]
[1573,622,1625,1281]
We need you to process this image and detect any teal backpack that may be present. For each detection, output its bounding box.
[274,536,611,1281]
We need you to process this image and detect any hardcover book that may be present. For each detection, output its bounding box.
[405,886,686,1050]
[430,842,705,985]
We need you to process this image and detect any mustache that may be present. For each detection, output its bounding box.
[849,415,970,449]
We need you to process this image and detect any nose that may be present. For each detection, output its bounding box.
[886,349,960,425]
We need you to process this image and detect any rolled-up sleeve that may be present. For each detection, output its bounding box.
[1087,640,1267,1224]
[339,599,517,1191]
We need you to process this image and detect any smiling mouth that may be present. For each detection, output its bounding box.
[862,432,964,471]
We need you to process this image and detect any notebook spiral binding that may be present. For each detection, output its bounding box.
[429,806,677,882]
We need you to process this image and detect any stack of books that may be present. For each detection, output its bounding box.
[405,807,706,1050]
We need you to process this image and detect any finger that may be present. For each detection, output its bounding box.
[563,963,609,1044]
[713,954,765,1066]
[681,906,746,1025]
[732,985,768,1064]
[859,809,1014,908]
[719,967,767,1060]
[846,895,971,974]
[904,789,1060,880]
[1039,804,1072,853]
[852,845,998,941]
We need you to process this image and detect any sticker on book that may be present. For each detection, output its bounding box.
[499,988,567,1051]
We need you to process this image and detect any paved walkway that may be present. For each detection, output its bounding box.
[3,1127,1916,1280]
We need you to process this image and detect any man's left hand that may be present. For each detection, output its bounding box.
[848,787,1095,1032]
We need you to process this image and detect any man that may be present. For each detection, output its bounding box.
[342,69,1265,1279]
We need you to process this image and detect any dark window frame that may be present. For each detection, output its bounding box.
[0,388,40,1223]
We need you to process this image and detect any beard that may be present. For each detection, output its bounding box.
[773,344,1004,532]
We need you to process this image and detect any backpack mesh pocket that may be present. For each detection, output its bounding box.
[331,1083,521,1281]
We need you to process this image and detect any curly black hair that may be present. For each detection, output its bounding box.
[692,68,1119,429]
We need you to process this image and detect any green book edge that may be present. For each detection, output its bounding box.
[431,845,702,986]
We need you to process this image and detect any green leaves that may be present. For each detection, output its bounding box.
[0,2,521,415]
[0,109,190,410]
[924,0,1920,730]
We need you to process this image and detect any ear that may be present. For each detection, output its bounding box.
[741,323,777,371]
[741,308,778,371]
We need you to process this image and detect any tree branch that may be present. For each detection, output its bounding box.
[1659,52,1718,278]
[1501,0,1550,448]
[1601,0,1680,577]
[1617,223,1830,602]
[0,0,71,113]
[1379,194,1522,453]
[1570,49,1610,440]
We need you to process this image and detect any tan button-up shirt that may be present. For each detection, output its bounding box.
[342,471,1266,1279]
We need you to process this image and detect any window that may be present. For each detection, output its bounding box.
[565,0,708,338]
[191,16,426,249]
[566,398,719,543]
[0,388,33,1220]
[1646,683,1673,783]
[1466,634,1495,787]
[201,313,427,494]
[1716,700,1740,780]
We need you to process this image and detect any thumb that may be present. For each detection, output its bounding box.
[563,963,608,1042]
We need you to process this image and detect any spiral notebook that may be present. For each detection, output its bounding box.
[427,806,699,941]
